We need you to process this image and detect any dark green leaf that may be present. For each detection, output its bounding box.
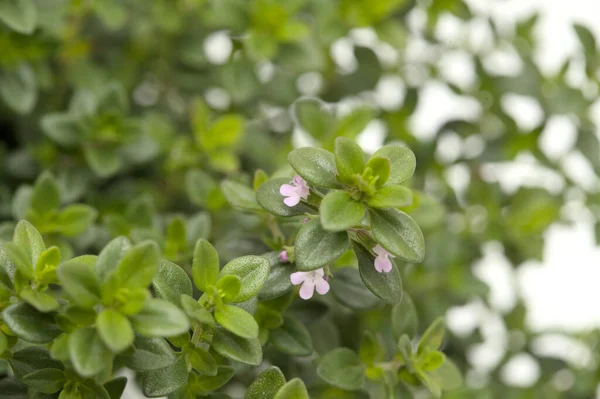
[141,355,188,398]
[392,293,418,339]
[2,302,61,343]
[317,348,365,391]
[212,327,262,365]
[288,147,339,188]
[330,268,380,310]
[270,315,313,356]
[355,244,403,305]
[369,208,425,262]
[295,219,349,271]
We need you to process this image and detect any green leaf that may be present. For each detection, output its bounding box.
[355,244,403,305]
[295,219,349,271]
[57,205,98,236]
[245,366,286,399]
[181,294,215,325]
[425,357,463,390]
[2,302,61,343]
[330,268,380,310]
[19,288,59,312]
[201,114,244,150]
[215,304,259,339]
[333,107,375,138]
[371,144,416,185]
[359,331,382,365]
[212,327,262,365]
[40,114,82,147]
[30,172,60,215]
[122,336,176,371]
[152,260,192,306]
[369,208,425,262]
[256,178,313,217]
[258,253,294,300]
[13,220,45,269]
[192,239,220,292]
[3,242,33,279]
[97,309,134,353]
[0,0,37,34]
[219,255,270,302]
[96,237,130,284]
[57,261,101,308]
[364,157,390,187]
[317,348,365,391]
[69,327,113,377]
[270,315,313,356]
[366,185,413,209]
[103,377,127,399]
[187,345,217,376]
[164,216,186,258]
[9,346,64,380]
[419,351,445,371]
[83,145,122,178]
[131,299,190,337]
[190,365,235,394]
[114,241,160,289]
[334,137,365,182]
[574,23,597,59]
[320,191,365,232]
[392,293,418,339]
[417,317,445,354]
[216,275,242,303]
[22,368,65,394]
[35,246,61,278]
[288,147,339,188]
[253,169,269,191]
[221,180,262,211]
[293,98,335,140]
[141,355,188,398]
[273,378,309,399]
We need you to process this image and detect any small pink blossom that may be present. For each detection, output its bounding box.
[373,244,395,273]
[290,268,330,300]
[280,175,309,207]
[279,250,289,263]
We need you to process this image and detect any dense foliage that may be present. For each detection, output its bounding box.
[1,0,599,398]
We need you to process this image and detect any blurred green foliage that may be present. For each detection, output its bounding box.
[0,0,599,398]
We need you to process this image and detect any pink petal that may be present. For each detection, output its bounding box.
[297,185,310,199]
[314,268,325,277]
[374,256,392,273]
[293,175,306,186]
[373,244,387,256]
[315,277,330,295]
[283,196,301,207]
[279,251,289,263]
[299,281,315,299]
[290,272,307,285]
[280,184,297,196]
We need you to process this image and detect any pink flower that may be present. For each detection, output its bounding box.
[280,175,309,207]
[290,268,330,300]
[279,250,289,263]
[373,244,395,273]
